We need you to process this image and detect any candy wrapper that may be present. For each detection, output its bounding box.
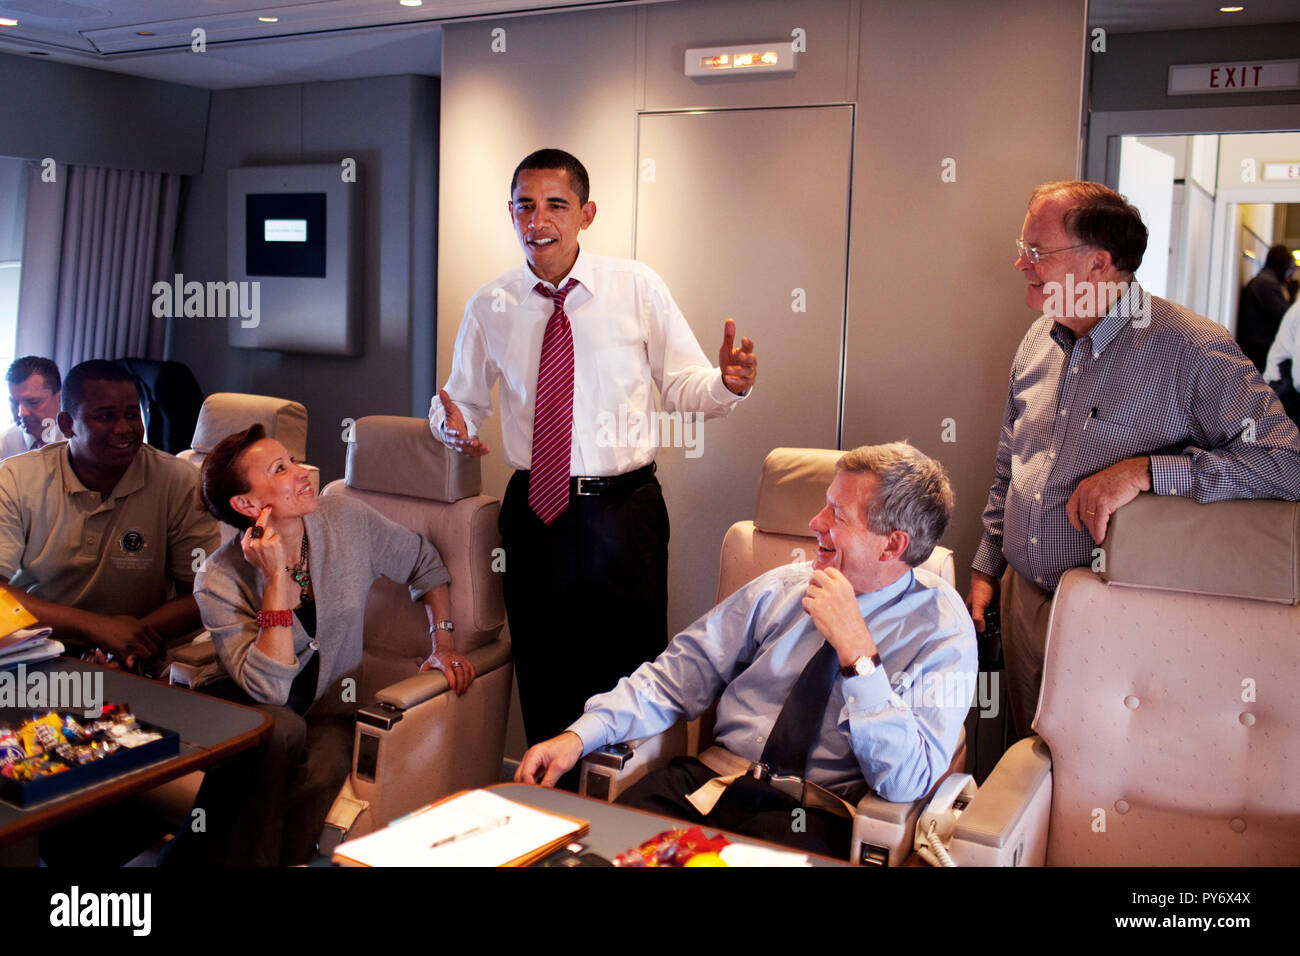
[613,827,732,867]
[2,754,71,781]
[0,731,23,768]
[18,712,66,757]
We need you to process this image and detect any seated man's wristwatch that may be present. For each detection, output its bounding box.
[840,652,882,678]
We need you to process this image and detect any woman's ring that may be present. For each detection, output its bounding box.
[452,661,462,668]
[250,526,265,539]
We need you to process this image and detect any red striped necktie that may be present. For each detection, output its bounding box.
[529,278,579,524]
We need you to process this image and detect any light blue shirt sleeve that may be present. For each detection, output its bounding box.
[567,574,775,754]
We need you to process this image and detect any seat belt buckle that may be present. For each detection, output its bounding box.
[768,773,806,802]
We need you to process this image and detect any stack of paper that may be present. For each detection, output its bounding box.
[334,789,588,867]
[0,593,58,668]
[0,629,61,667]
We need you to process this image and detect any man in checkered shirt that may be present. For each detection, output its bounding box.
[966,180,1300,740]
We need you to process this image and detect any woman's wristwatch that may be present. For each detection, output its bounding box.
[429,620,455,636]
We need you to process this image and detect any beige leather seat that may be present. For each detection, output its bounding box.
[948,494,1300,866]
[579,447,966,865]
[178,392,320,526]
[320,416,512,841]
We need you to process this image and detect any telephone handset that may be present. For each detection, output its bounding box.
[914,773,977,867]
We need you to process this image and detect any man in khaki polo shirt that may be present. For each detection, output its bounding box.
[0,360,220,669]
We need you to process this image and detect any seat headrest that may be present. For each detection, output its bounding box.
[753,447,840,537]
[345,416,482,502]
[190,393,308,461]
[1101,493,1300,605]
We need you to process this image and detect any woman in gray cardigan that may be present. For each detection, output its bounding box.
[166,423,474,866]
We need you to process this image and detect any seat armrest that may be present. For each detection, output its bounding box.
[851,791,929,866]
[374,640,511,709]
[340,639,514,838]
[579,722,689,802]
[949,735,1052,866]
[169,635,216,666]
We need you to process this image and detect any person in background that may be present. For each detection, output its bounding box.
[171,424,471,866]
[1237,244,1296,373]
[1264,297,1300,425]
[2,356,62,459]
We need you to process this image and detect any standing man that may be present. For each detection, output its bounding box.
[431,148,757,747]
[1237,244,1296,372]
[966,181,1300,740]
[2,356,62,459]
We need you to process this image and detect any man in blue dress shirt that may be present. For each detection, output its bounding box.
[517,442,976,856]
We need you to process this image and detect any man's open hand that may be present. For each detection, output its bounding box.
[718,319,757,395]
[438,389,490,457]
[1066,456,1151,543]
[515,731,584,787]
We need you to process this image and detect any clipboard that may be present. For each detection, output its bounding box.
[333,788,589,867]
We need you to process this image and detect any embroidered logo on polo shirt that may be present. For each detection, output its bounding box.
[111,528,153,571]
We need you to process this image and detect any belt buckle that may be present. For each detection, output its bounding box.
[575,477,598,496]
[748,761,771,783]
[769,773,806,802]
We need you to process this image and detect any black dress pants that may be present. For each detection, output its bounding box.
[617,756,853,859]
[501,466,670,747]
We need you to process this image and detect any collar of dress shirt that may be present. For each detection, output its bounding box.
[522,246,595,297]
[852,566,915,624]
[1049,280,1145,357]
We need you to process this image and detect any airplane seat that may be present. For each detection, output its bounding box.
[114,357,205,454]
[179,392,319,527]
[580,446,967,865]
[949,493,1300,866]
[318,415,510,844]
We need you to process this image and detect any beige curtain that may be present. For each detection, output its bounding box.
[16,162,181,370]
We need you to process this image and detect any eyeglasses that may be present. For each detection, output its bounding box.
[1016,238,1089,264]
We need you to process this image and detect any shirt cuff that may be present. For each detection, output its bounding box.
[970,538,1007,579]
[566,713,610,755]
[1149,454,1193,496]
[841,667,893,711]
[709,371,747,405]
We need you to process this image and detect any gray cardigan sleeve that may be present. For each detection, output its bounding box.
[194,544,307,706]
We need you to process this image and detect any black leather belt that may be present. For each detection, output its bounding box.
[519,462,656,497]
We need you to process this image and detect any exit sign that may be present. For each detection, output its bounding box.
[1168,59,1299,95]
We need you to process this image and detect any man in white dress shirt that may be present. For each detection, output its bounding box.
[431,148,758,750]
[2,356,62,459]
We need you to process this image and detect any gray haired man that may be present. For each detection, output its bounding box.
[516,442,976,857]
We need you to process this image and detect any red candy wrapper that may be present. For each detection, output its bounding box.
[614,827,731,867]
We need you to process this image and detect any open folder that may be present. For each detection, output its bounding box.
[333,789,589,867]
